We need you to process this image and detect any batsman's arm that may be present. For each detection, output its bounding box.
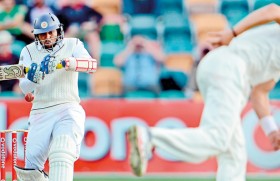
[18,62,64,93]
[62,57,97,73]
[0,57,95,82]
[69,38,98,73]
[18,47,37,94]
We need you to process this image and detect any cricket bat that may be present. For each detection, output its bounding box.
[0,63,64,81]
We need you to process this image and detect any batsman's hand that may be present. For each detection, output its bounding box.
[206,29,235,49]
[27,63,43,84]
[40,54,59,74]
[268,130,280,151]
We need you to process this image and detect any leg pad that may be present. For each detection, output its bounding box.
[48,135,77,181]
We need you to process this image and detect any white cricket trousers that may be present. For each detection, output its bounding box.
[25,102,85,170]
[151,47,250,181]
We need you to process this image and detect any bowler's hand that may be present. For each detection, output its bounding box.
[206,29,235,48]
[268,131,280,151]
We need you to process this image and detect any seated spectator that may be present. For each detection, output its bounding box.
[122,0,160,15]
[114,36,165,94]
[159,69,188,92]
[57,0,102,60]
[25,0,55,25]
[0,0,33,44]
[0,31,21,93]
[25,0,60,13]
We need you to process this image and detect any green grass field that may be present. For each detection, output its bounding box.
[73,179,280,181]
[72,175,280,181]
[6,174,280,181]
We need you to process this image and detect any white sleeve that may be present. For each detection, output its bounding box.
[19,47,37,94]
[72,39,92,58]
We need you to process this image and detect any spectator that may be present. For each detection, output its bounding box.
[25,0,55,25]
[25,0,60,12]
[114,36,165,94]
[122,0,160,15]
[15,0,25,4]
[0,0,33,44]
[57,0,102,60]
[0,31,20,93]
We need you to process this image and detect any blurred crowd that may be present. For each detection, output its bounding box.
[0,0,273,100]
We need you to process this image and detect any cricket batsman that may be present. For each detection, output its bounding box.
[128,3,280,181]
[14,13,97,180]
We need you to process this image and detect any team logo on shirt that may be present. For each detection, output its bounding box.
[41,22,48,29]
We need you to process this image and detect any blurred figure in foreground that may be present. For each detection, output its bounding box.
[114,36,165,94]
[128,4,280,181]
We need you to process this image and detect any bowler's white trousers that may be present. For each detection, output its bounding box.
[25,102,85,170]
[151,47,250,181]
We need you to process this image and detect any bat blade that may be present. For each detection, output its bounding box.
[0,64,26,81]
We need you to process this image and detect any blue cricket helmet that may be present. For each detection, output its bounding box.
[33,13,61,35]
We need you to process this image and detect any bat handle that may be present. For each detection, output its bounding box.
[24,67,29,74]
[56,61,65,69]
[58,60,66,69]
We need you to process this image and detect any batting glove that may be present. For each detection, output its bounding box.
[27,63,43,84]
[40,54,58,74]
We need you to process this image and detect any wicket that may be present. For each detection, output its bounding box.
[0,130,28,181]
